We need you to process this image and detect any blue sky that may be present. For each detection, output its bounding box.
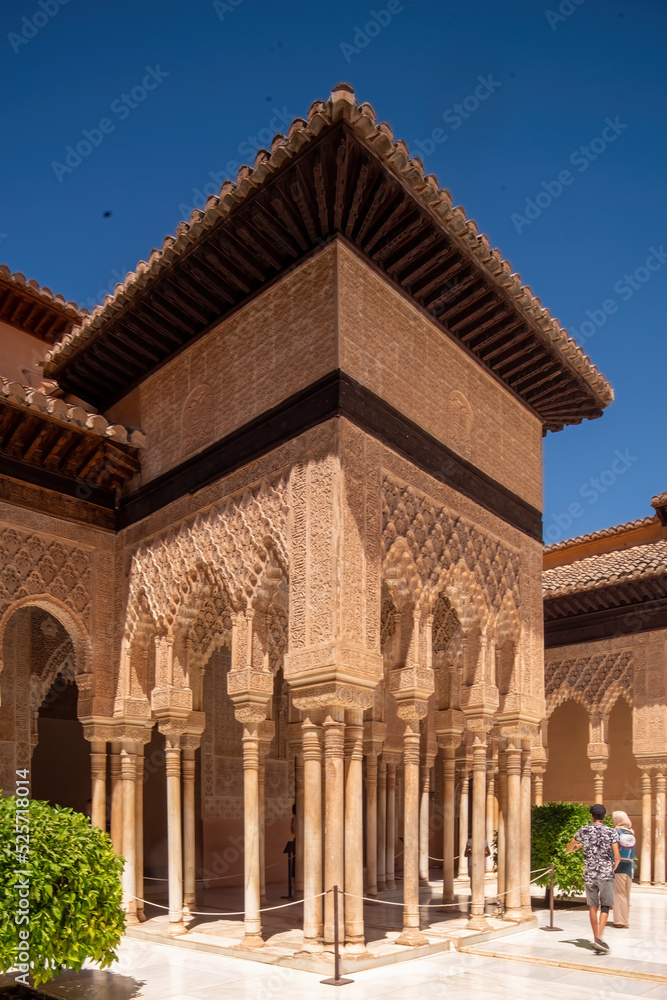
[2,0,665,540]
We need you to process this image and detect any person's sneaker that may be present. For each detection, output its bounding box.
[595,938,610,953]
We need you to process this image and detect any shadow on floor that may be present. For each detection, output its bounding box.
[38,970,144,1000]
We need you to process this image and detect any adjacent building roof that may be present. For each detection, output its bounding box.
[543,538,667,599]
[0,265,84,343]
[43,84,613,429]
[0,375,143,494]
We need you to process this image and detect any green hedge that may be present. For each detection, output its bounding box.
[0,795,125,987]
[531,802,612,898]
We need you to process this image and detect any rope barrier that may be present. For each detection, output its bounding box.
[130,890,327,918]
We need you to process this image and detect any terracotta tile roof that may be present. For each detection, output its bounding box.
[0,375,145,447]
[543,537,667,598]
[43,83,613,418]
[543,516,657,554]
[651,491,667,510]
[0,265,84,343]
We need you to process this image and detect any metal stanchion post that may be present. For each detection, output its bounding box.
[540,864,562,932]
[321,885,353,986]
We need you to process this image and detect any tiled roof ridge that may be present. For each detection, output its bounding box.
[42,84,613,409]
[651,490,667,509]
[0,374,145,448]
[0,264,85,321]
[543,536,667,598]
[544,515,658,553]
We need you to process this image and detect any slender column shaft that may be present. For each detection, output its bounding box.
[485,775,495,873]
[520,747,532,913]
[110,741,123,854]
[533,772,544,806]
[365,753,378,896]
[295,753,304,895]
[135,745,145,922]
[323,712,345,945]
[419,764,431,883]
[344,710,366,949]
[458,766,470,878]
[164,738,185,934]
[240,725,262,946]
[396,721,427,945]
[377,759,387,891]
[442,744,457,904]
[120,746,138,925]
[259,750,267,906]
[640,772,653,885]
[504,744,522,919]
[386,762,397,890]
[182,749,197,911]
[301,717,323,950]
[655,772,666,886]
[593,772,605,805]
[90,741,107,832]
[467,739,489,929]
[497,755,507,903]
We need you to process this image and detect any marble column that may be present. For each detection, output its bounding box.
[182,744,197,914]
[655,771,666,886]
[301,715,323,951]
[344,709,367,952]
[295,752,305,896]
[396,719,428,946]
[240,721,263,948]
[441,742,457,905]
[377,758,387,892]
[496,752,507,905]
[485,773,495,874]
[120,745,139,925]
[110,741,123,855]
[323,709,345,946]
[365,752,379,897]
[640,771,653,886]
[89,740,107,832]
[164,735,186,935]
[419,761,432,884]
[259,745,268,906]
[458,761,470,879]
[135,745,146,923]
[520,743,532,915]
[467,738,489,931]
[386,761,397,890]
[503,743,522,920]
[532,770,544,807]
[593,772,605,805]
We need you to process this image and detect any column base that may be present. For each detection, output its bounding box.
[366,888,378,898]
[377,880,387,892]
[503,908,523,922]
[168,920,187,937]
[296,938,324,955]
[237,933,265,950]
[419,876,430,886]
[466,914,491,932]
[344,941,372,958]
[396,928,429,947]
[386,879,397,890]
[137,909,147,923]
[260,897,269,907]
[124,911,140,927]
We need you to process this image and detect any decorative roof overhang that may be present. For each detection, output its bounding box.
[0,265,83,343]
[44,85,613,429]
[0,378,141,496]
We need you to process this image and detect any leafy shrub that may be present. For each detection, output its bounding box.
[0,795,125,987]
[531,801,612,898]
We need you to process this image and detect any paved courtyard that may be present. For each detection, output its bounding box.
[6,888,664,1000]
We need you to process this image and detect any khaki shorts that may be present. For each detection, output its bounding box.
[585,879,615,908]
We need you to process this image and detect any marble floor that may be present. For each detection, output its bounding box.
[3,888,665,999]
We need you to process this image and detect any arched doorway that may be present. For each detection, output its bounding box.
[1,605,89,811]
[543,699,591,804]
